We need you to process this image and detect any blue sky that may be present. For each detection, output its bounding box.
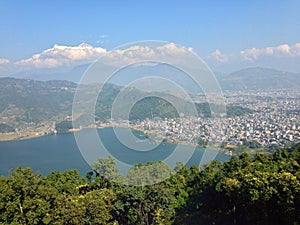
[1,0,300,73]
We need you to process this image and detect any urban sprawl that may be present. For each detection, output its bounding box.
[98,90,300,153]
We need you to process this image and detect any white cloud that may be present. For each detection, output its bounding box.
[156,43,193,56]
[16,43,107,68]
[0,58,10,64]
[3,42,300,76]
[240,43,300,61]
[13,42,196,69]
[92,45,155,67]
[207,49,228,63]
[98,43,195,66]
[106,45,155,62]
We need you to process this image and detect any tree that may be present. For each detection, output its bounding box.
[83,189,116,224]
[51,193,85,225]
[92,156,119,182]
[0,167,57,225]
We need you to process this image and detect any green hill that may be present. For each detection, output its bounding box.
[0,77,253,132]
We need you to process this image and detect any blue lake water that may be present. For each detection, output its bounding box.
[0,128,230,176]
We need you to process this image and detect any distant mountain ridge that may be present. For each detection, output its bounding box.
[218,67,300,91]
[8,66,300,91]
[12,64,90,82]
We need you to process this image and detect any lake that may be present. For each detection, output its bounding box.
[0,128,230,176]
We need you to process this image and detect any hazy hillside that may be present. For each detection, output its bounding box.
[12,64,90,82]
[219,67,300,91]
[9,66,300,92]
[0,77,76,126]
[0,77,254,132]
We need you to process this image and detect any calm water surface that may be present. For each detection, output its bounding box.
[0,128,230,176]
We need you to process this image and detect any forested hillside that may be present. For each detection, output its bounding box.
[0,77,76,125]
[0,77,253,133]
[1,143,299,225]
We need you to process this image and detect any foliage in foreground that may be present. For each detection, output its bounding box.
[0,143,300,225]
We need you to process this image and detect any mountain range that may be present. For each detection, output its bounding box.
[216,67,300,91]
[10,65,300,91]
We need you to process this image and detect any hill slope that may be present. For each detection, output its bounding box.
[0,77,253,133]
[218,67,300,91]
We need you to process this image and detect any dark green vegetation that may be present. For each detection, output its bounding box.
[55,120,73,133]
[0,77,253,133]
[1,143,299,225]
[129,96,180,121]
[94,84,254,122]
[129,98,253,120]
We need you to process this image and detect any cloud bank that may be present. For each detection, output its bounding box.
[15,43,107,68]
[206,42,300,73]
[10,43,194,70]
[1,42,300,76]
[240,43,300,61]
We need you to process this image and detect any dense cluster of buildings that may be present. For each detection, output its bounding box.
[223,90,299,147]
[129,90,300,149]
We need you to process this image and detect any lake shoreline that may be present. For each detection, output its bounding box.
[0,131,49,142]
[0,127,231,176]
[0,126,233,156]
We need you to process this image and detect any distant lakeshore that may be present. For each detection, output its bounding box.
[0,125,234,156]
[0,131,47,142]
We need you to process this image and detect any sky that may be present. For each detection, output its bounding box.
[1,0,300,75]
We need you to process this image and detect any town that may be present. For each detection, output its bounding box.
[1,88,299,155]
[113,89,300,153]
